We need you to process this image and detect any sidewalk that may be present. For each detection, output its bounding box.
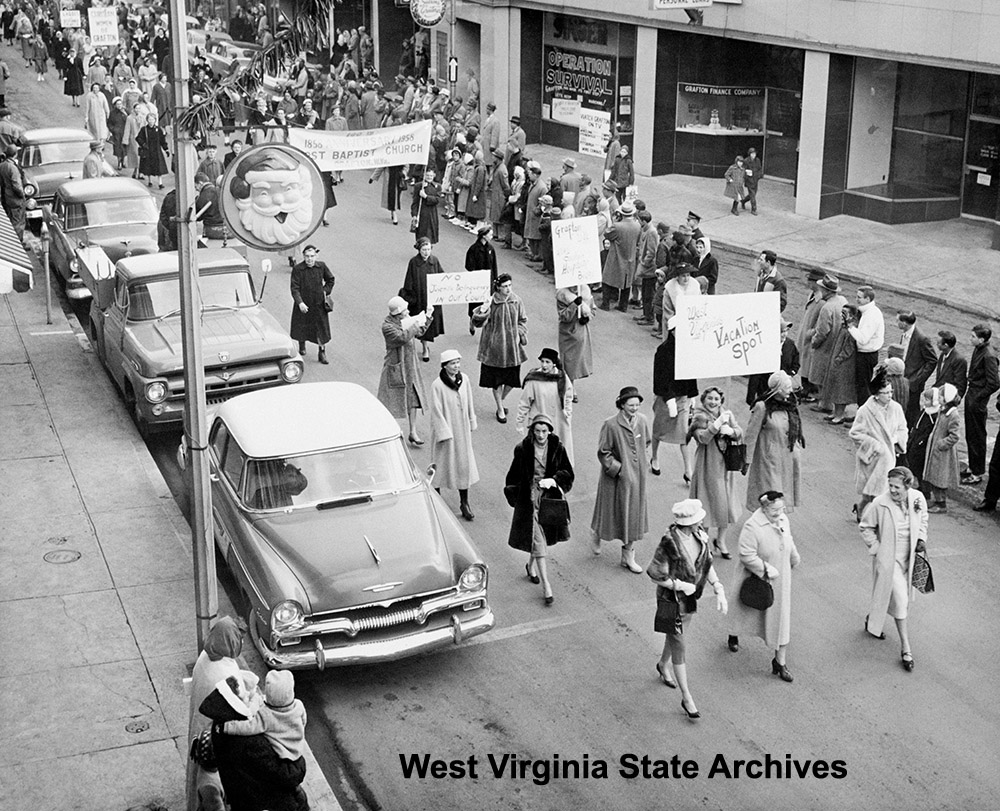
[527,143,1000,321]
[0,50,338,811]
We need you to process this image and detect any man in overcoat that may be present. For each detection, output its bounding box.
[289,245,334,364]
[962,324,1000,484]
[897,311,937,427]
[808,276,847,410]
[600,201,641,312]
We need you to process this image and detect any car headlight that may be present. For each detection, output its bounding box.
[23,183,35,197]
[144,381,167,403]
[271,600,304,631]
[458,563,487,592]
[281,360,303,383]
[25,198,37,210]
[69,257,79,273]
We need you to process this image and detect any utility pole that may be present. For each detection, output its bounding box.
[168,0,217,650]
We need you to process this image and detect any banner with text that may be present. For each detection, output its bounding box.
[427,271,492,306]
[288,121,432,171]
[552,215,602,288]
[579,108,611,157]
[674,292,781,378]
[60,9,81,27]
[87,7,119,46]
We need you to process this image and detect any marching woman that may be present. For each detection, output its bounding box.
[726,491,801,683]
[515,347,574,465]
[429,349,479,521]
[849,368,908,519]
[136,112,169,189]
[377,296,430,446]
[744,371,804,513]
[472,273,528,423]
[504,413,574,607]
[646,498,728,719]
[859,466,928,671]
[369,163,406,225]
[555,285,594,399]
[400,236,445,362]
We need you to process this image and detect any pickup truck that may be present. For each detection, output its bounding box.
[80,247,303,436]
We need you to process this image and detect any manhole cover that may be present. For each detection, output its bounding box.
[125,720,150,733]
[43,549,81,564]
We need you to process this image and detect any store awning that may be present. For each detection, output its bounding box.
[0,206,32,294]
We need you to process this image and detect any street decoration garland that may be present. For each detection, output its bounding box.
[176,0,333,140]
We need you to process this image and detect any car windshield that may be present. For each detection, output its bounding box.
[81,196,159,226]
[127,271,256,320]
[243,440,419,510]
[23,141,89,166]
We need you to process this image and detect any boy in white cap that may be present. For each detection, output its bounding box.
[222,669,307,762]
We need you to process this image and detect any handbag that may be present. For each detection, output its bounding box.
[912,550,935,594]
[739,568,774,610]
[323,294,334,313]
[189,728,217,771]
[537,487,570,531]
[654,598,683,635]
[715,435,748,474]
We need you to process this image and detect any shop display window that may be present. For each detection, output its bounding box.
[675,84,765,135]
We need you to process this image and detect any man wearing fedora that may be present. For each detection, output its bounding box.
[807,275,848,413]
[505,115,525,177]
[591,385,650,573]
[796,269,828,403]
[559,157,582,209]
[600,200,641,312]
[481,103,501,154]
[82,139,114,178]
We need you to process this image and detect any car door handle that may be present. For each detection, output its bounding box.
[209,473,219,482]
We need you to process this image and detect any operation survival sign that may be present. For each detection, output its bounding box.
[674,292,781,379]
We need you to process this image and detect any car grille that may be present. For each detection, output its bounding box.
[313,590,453,633]
[166,362,288,404]
[353,606,421,631]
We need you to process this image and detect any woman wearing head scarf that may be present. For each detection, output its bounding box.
[377,296,430,446]
[921,383,961,513]
[646,498,728,718]
[726,491,801,682]
[555,285,594,397]
[744,371,804,513]
[400,236,445,361]
[472,273,528,422]
[504,413,575,606]
[859,466,928,671]
[516,347,574,465]
[185,617,245,811]
[692,235,718,295]
[849,368,908,519]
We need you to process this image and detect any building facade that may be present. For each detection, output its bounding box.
[397,0,1000,229]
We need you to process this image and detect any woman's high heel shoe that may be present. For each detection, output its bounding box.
[771,658,794,682]
[525,562,540,584]
[865,615,885,639]
[408,434,425,447]
[712,539,732,560]
[680,698,700,719]
[655,661,676,688]
[901,651,914,672]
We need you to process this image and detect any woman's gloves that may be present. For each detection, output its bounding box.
[674,579,697,596]
[538,477,557,490]
[713,583,728,614]
[763,563,779,579]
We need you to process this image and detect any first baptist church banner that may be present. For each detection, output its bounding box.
[288,121,432,171]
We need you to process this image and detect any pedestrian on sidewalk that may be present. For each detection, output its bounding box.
[973,394,1000,513]
[850,369,908,519]
[634,211,658,325]
[650,222,672,338]
[923,383,961,513]
[907,387,939,492]
[0,143,26,236]
[726,490,800,683]
[610,145,634,204]
[504,115,525,177]
[430,349,479,521]
[505,412,574,606]
[932,330,968,397]
[848,285,886,407]
[591,386,650,572]
[222,670,308,771]
[647,498,729,719]
[603,123,621,182]
[522,162,546,261]
[753,250,787,312]
[290,245,335,365]
[963,324,1000,484]
[472,273,528,423]
[744,371,803,514]
[741,146,762,214]
[0,107,22,151]
[859,466,928,673]
[897,311,938,428]
[723,155,746,216]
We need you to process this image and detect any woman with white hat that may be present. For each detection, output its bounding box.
[429,349,479,521]
[646,498,728,718]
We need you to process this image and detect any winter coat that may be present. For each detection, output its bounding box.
[922,404,960,489]
[413,180,441,245]
[647,525,713,614]
[723,162,746,200]
[372,164,406,212]
[860,489,927,637]
[693,251,719,295]
[602,216,641,289]
[516,368,575,465]
[505,434,575,551]
[465,237,497,317]
[556,287,594,382]
[486,161,510,224]
[137,124,168,176]
[797,293,824,381]
[728,509,800,649]
[849,398,908,496]
[821,321,857,405]
[107,108,127,159]
[400,252,445,341]
[465,161,487,220]
[808,294,847,387]
[689,403,743,528]
[610,155,633,189]
[744,400,802,512]
[64,56,84,97]
[635,225,658,281]
[32,40,47,73]
[472,291,528,368]
[123,112,144,169]
[377,313,428,417]
[289,261,335,345]
[653,331,698,400]
[523,178,547,240]
[84,91,109,140]
[429,373,479,490]
[591,411,651,544]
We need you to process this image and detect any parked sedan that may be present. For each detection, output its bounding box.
[18,128,97,202]
[45,178,159,299]
[202,381,495,670]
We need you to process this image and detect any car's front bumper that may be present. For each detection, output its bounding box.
[250,604,496,670]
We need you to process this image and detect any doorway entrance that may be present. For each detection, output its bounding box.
[963,118,1000,220]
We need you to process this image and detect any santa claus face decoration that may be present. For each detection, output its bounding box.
[220,145,325,251]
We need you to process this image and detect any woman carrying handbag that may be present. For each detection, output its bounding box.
[503,413,574,607]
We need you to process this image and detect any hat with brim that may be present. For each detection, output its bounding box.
[602,179,618,193]
[510,115,520,125]
[563,157,576,169]
[89,140,104,149]
[819,275,841,293]
[440,349,461,364]
[616,386,643,408]
[529,413,554,431]
[538,347,560,365]
[619,201,636,217]
[388,296,408,315]
[687,210,701,222]
[672,498,706,527]
[476,223,492,236]
[490,146,504,159]
[807,268,826,282]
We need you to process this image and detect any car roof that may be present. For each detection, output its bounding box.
[219,382,402,457]
[20,128,93,144]
[116,248,248,280]
[56,177,154,203]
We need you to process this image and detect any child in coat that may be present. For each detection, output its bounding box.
[907,387,939,492]
[922,383,962,513]
[222,669,307,761]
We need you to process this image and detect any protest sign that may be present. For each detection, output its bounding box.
[674,292,781,378]
[427,271,492,306]
[88,7,119,46]
[288,121,432,172]
[552,215,602,288]
[60,9,81,27]
[579,108,611,157]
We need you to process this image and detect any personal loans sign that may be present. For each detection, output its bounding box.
[544,45,615,106]
[674,292,781,378]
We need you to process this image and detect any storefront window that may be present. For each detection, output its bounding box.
[895,63,968,138]
[675,84,765,134]
[972,73,1000,119]
[541,13,635,135]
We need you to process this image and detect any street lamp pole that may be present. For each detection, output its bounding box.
[40,221,51,325]
[168,0,217,650]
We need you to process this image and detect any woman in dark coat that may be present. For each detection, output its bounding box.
[289,245,335,364]
[369,163,405,225]
[650,329,699,483]
[51,30,69,78]
[400,236,445,360]
[464,223,497,330]
[63,50,84,105]
[413,168,441,246]
[107,98,128,168]
[136,113,169,187]
[504,413,574,606]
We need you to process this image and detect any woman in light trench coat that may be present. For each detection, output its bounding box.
[377,296,430,445]
[429,348,479,521]
[859,466,928,672]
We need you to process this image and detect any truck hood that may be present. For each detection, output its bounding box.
[78,225,159,263]
[251,488,458,613]
[25,163,84,197]
[127,307,294,371]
